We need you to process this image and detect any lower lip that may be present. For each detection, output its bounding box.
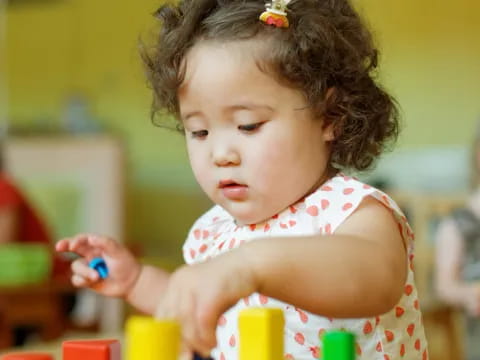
[221,186,248,200]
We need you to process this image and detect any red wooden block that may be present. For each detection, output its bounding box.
[1,354,53,360]
[63,339,121,360]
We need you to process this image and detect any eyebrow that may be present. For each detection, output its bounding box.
[181,102,274,122]
[225,103,275,112]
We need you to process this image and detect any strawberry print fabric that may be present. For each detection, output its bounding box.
[183,174,428,360]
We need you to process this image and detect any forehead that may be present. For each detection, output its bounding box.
[178,40,304,112]
[181,40,271,91]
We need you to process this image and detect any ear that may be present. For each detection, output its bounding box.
[321,87,336,141]
[322,120,335,141]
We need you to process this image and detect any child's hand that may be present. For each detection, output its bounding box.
[155,248,257,357]
[56,234,141,298]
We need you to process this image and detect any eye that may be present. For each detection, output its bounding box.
[191,130,208,139]
[238,122,265,133]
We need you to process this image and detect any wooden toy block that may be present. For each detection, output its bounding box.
[322,331,355,360]
[125,316,180,360]
[1,354,53,360]
[63,339,120,360]
[239,307,285,360]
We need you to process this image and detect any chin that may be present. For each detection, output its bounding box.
[228,208,270,226]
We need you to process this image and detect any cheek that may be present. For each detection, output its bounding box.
[246,137,291,187]
[246,129,325,190]
[186,142,209,185]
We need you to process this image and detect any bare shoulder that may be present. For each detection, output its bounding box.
[335,196,406,253]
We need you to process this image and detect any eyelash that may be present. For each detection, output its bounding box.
[191,130,208,139]
[238,122,265,132]
[190,122,265,139]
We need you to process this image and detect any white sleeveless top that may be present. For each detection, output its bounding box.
[183,174,428,360]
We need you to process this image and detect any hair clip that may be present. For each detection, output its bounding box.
[259,0,291,28]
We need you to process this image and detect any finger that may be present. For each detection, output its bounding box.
[182,295,213,357]
[71,273,91,288]
[56,235,95,258]
[72,234,111,260]
[68,234,94,255]
[179,343,192,360]
[155,297,174,320]
[57,233,96,252]
[55,239,71,252]
[89,235,123,257]
[195,289,224,352]
[72,259,100,282]
[195,302,218,351]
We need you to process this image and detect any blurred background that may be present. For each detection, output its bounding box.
[0,0,479,359]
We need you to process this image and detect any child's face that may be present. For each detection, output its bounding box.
[179,40,333,225]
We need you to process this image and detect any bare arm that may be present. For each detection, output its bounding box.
[0,206,19,244]
[435,218,471,307]
[126,264,171,315]
[243,197,407,318]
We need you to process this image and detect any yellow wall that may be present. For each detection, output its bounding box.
[4,0,480,260]
[6,0,208,262]
[359,0,480,146]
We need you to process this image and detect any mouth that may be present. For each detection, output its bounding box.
[218,180,249,200]
[218,180,246,188]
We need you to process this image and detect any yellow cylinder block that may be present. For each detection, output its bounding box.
[125,316,180,360]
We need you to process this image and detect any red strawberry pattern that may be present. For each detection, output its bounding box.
[229,334,236,347]
[405,284,413,296]
[294,332,305,345]
[363,320,373,335]
[182,174,427,359]
[259,294,269,305]
[309,346,320,358]
[385,330,394,342]
[218,315,227,326]
[295,308,309,323]
[307,205,319,216]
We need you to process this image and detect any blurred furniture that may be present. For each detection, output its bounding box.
[391,191,466,360]
[0,281,74,349]
[2,135,126,334]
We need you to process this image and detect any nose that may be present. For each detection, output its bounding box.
[211,137,240,167]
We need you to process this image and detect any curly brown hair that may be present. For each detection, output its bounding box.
[141,0,399,171]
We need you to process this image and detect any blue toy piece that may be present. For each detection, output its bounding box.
[88,257,109,279]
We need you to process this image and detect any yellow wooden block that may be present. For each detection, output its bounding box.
[239,308,285,360]
[125,316,180,360]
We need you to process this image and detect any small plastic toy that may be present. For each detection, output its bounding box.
[1,354,54,360]
[1,304,355,360]
[322,331,356,360]
[125,315,212,360]
[63,339,120,360]
[88,257,109,279]
[125,316,180,360]
[239,307,285,360]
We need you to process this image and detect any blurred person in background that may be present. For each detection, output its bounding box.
[0,146,73,345]
[435,119,480,360]
[0,148,70,277]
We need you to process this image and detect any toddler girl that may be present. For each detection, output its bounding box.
[57,0,428,358]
